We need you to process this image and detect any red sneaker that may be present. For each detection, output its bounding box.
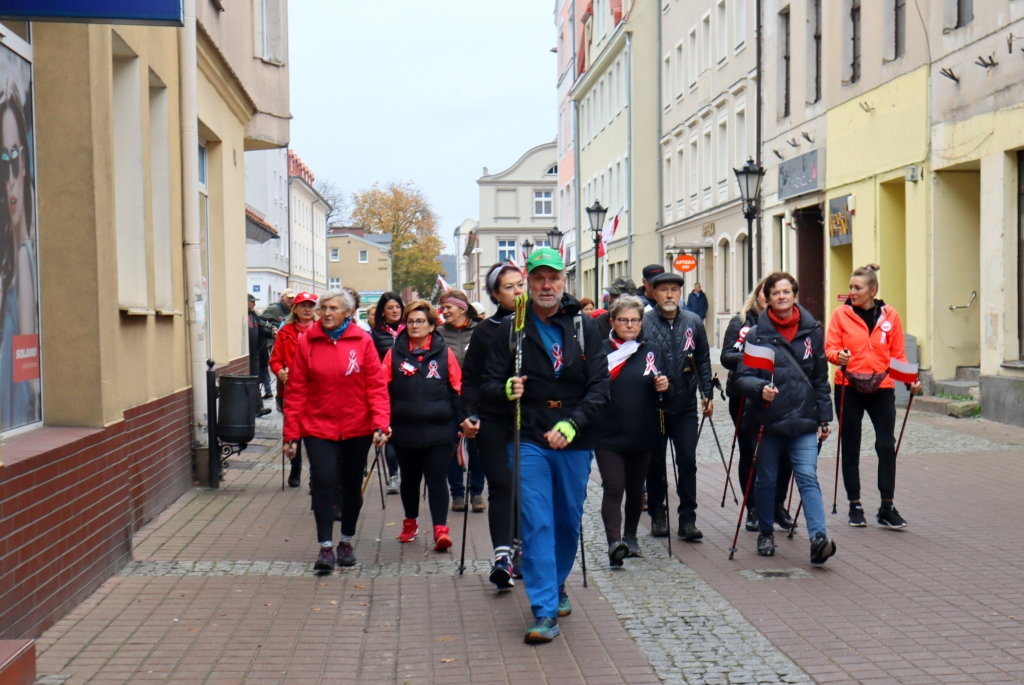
[433,525,453,551]
[398,518,418,543]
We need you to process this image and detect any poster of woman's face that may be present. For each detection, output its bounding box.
[0,40,41,434]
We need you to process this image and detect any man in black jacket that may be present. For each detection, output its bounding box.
[641,272,713,541]
[482,248,609,644]
[593,275,635,340]
[247,295,274,417]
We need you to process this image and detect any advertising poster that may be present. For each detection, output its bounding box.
[0,41,42,433]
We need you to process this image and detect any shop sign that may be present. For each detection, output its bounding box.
[778,150,819,201]
[252,285,261,293]
[673,254,698,273]
[0,0,184,26]
[828,195,853,247]
[462,282,476,290]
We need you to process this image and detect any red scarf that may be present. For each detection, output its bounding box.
[607,336,640,380]
[768,308,799,343]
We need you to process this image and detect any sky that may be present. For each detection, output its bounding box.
[288,1,558,253]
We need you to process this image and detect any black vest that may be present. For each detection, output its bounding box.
[389,331,457,448]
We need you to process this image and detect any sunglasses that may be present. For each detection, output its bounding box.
[1,146,23,182]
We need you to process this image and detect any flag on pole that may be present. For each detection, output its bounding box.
[888,358,919,384]
[437,274,452,293]
[457,435,470,467]
[597,207,623,258]
[742,341,776,374]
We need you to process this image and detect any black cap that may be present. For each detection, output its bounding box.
[247,293,257,302]
[642,264,665,281]
[607,276,637,295]
[651,272,685,287]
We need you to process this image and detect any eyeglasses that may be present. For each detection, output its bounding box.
[614,318,642,326]
[1,146,22,182]
[406,319,430,326]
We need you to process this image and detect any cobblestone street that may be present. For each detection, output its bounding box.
[30,404,1024,684]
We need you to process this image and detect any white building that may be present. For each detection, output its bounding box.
[287,150,329,294]
[244,148,290,310]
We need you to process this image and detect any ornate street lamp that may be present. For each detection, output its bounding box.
[733,158,765,292]
[521,238,535,263]
[546,226,563,252]
[586,201,608,305]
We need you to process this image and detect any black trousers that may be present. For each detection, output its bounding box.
[729,394,792,509]
[396,443,453,528]
[835,386,897,501]
[305,435,371,542]
[384,443,399,479]
[476,421,513,550]
[646,406,699,525]
[595,449,651,542]
[258,364,273,396]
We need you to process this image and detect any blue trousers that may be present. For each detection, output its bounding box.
[755,432,827,539]
[509,442,591,619]
[447,438,485,498]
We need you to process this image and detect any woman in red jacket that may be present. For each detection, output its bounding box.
[284,289,391,571]
[825,264,921,530]
[269,291,318,487]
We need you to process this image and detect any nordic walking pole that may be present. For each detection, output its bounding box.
[689,355,738,504]
[459,429,477,576]
[657,382,673,559]
[789,439,824,538]
[376,446,386,509]
[361,448,381,497]
[785,472,796,513]
[721,396,743,507]
[895,387,915,458]
[281,445,286,492]
[730,423,765,560]
[579,521,588,587]
[509,293,528,574]
[832,357,848,515]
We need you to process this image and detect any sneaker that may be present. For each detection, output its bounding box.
[386,475,400,495]
[256,407,272,417]
[608,540,628,567]
[848,503,867,527]
[557,585,572,617]
[262,392,273,399]
[650,511,669,537]
[433,525,453,552]
[471,495,486,512]
[287,459,301,488]
[451,497,467,512]
[623,534,642,558]
[489,554,515,590]
[774,504,794,531]
[877,503,908,529]
[810,532,837,564]
[313,546,335,572]
[511,547,523,579]
[745,506,759,532]
[398,518,418,543]
[678,521,703,541]
[336,541,356,567]
[757,532,776,556]
[524,617,560,644]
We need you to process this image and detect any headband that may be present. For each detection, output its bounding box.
[487,264,520,293]
[440,294,469,311]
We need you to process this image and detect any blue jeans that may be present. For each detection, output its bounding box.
[509,442,591,619]
[448,438,485,498]
[755,432,827,540]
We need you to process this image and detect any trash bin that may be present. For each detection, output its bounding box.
[217,374,259,445]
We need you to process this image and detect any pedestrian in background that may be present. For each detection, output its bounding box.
[686,282,709,321]
[826,264,921,529]
[382,300,464,552]
[579,297,595,315]
[283,289,390,571]
[261,288,295,411]
[269,291,318,487]
[637,264,664,311]
[371,291,405,493]
[595,295,671,566]
[247,294,274,418]
[593,276,636,341]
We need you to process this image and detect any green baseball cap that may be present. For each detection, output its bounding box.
[526,246,565,272]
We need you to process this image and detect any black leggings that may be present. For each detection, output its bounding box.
[396,443,453,528]
[384,443,399,478]
[595,449,651,543]
[477,421,513,550]
[730,394,792,510]
[835,386,897,501]
[305,435,371,542]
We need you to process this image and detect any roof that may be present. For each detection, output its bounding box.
[245,205,279,243]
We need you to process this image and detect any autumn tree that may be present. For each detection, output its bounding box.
[349,181,444,296]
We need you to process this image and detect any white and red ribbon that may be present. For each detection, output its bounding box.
[552,344,564,372]
[684,328,695,351]
[734,325,750,350]
[643,351,658,376]
[457,435,470,467]
[426,360,441,379]
[346,349,361,375]
[803,337,813,360]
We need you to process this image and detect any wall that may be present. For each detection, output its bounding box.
[327,234,391,293]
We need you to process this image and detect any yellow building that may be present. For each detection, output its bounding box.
[326,226,393,309]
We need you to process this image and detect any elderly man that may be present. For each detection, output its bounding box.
[247,295,275,417]
[260,289,295,410]
[483,247,609,644]
[686,282,709,321]
[637,264,665,311]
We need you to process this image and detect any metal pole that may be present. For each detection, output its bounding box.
[625,31,633,278]
[594,232,600,306]
[205,360,219,489]
[746,212,754,292]
[755,0,763,281]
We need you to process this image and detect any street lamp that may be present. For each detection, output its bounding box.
[546,226,563,252]
[733,158,765,292]
[521,238,535,261]
[586,201,608,306]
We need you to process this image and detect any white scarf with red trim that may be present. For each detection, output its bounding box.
[607,335,640,380]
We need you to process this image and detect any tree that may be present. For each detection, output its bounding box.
[349,181,444,296]
[314,178,348,228]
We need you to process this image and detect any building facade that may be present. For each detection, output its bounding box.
[555,0,581,293]
[287,150,329,295]
[245,147,289,309]
[326,226,392,311]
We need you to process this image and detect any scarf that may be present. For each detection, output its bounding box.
[325,318,350,342]
[767,308,799,343]
[381,322,404,339]
[607,335,641,380]
[295,320,314,334]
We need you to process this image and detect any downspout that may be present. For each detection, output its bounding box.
[755,0,763,280]
[179,0,206,446]
[655,2,663,272]
[625,31,633,277]
[573,100,582,297]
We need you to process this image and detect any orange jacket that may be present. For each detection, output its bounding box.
[825,301,908,389]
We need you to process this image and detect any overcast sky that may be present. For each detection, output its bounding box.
[288,1,558,252]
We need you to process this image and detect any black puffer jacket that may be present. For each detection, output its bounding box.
[388,330,463,448]
[720,308,759,398]
[371,324,402,361]
[461,306,512,425]
[481,294,610,450]
[641,307,712,413]
[594,339,673,452]
[734,305,833,438]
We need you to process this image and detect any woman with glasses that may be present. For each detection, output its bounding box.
[594,295,672,566]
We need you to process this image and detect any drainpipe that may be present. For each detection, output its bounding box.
[625,31,633,276]
[179,0,207,448]
[573,98,582,297]
[655,3,663,271]
[755,0,763,280]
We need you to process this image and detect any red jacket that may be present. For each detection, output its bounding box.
[825,301,908,389]
[269,321,313,376]
[283,320,390,442]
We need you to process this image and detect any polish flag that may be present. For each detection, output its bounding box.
[597,208,623,259]
[437,274,452,293]
[743,342,776,374]
[889,358,919,384]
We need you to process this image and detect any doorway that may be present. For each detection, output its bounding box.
[795,204,825,321]
[879,179,907,317]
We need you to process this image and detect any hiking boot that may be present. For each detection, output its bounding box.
[524,617,560,644]
[557,584,572,617]
[489,554,514,590]
[810,532,837,564]
[386,475,400,494]
[336,541,356,567]
[650,511,669,537]
[433,525,453,552]
[757,533,776,557]
[287,458,302,488]
[775,504,794,531]
[877,503,908,529]
[623,534,642,558]
[608,540,628,568]
[451,497,467,512]
[471,495,486,512]
[745,506,759,532]
[256,407,272,418]
[678,521,703,541]
[511,547,523,578]
[397,518,418,543]
[313,546,335,572]
[849,502,867,527]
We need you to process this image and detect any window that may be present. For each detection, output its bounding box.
[329,277,341,289]
[663,55,672,108]
[808,0,822,103]
[851,0,861,84]
[546,164,558,175]
[498,239,517,264]
[689,28,698,87]
[534,190,553,216]
[149,76,173,310]
[703,130,712,191]
[690,137,699,198]
[330,247,339,261]
[664,155,673,223]
[535,239,550,248]
[702,15,711,71]
[616,59,622,111]
[358,249,368,263]
[675,43,685,97]
[955,0,973,28]
[676,147,686,202]
[718,119,728,182]
[717,0,728,63]
[254,0,286,63]
[735,108,746,167]
[779,7,791,118]
[895,0,906,57]
[735,0,747,47]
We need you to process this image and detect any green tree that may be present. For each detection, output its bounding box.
[350,182,444,296]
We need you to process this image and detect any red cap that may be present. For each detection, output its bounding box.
[292,291,317,306]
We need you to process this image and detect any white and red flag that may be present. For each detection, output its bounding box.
[743,342,776,374]
[888,358,919,384]
[437,274,452,293]
[597,207,623,258]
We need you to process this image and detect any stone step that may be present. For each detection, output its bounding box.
[0,640,35,685]
[934,379,979,399]
[956,366,981,382]
[913,395,980,418]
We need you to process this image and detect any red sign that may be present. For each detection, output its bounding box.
[837,293,849,302]
[673,254,697,273]
[12,334,40,383]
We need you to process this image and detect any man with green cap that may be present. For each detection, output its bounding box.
[482,247,610,644]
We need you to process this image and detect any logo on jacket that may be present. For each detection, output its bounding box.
[803,337,813,360]
[552,344,564,372]
[346,350,361,375]
[684,328,695,351]
[426,360,441,379]
[643,351,659,376]
[735,326,751,349]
